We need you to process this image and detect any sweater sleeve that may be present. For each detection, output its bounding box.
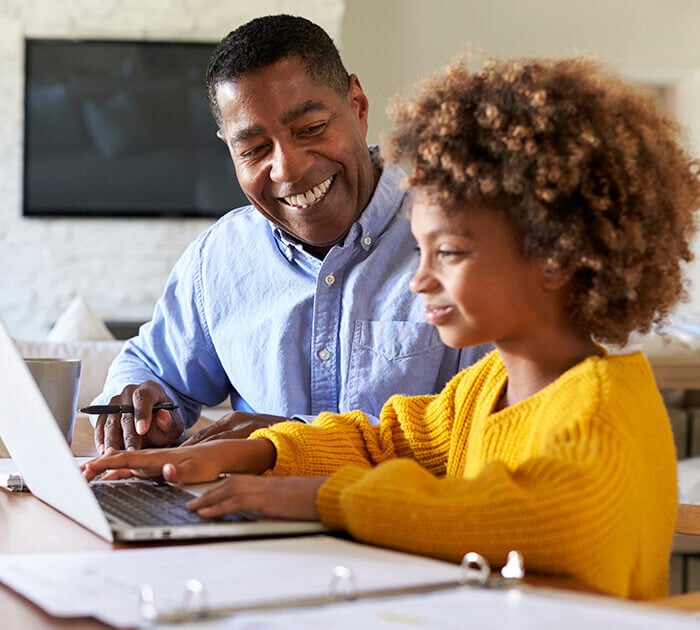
[250,371,463,477]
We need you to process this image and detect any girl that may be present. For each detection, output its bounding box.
[85,56,700,599]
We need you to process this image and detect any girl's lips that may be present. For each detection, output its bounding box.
[424,305,454,326]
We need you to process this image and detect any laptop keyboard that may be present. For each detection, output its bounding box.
[90,480,251,527]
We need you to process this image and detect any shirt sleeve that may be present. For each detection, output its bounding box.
[97,235,232,428]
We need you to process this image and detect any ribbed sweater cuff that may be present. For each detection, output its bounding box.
[317,466,367,530]
[249,428,295,475]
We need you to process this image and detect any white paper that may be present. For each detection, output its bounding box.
[225,586,699,630]
[0,535,460,628]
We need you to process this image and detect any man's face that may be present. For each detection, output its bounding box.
[215,57,375,255]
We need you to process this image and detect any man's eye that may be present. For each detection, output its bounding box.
[240,144,269,159]
[299,121,329,137]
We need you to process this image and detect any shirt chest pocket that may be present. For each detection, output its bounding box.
[346,320,450,416]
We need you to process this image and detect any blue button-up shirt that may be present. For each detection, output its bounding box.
[99,161,490,427]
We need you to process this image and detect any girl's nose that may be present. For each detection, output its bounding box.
[409,263,439,294]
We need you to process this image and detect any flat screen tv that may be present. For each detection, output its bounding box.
[23,39,249,218]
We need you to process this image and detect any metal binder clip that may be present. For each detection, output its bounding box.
[327,565,358,601]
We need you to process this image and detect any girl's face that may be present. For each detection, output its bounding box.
[409,188,554,350]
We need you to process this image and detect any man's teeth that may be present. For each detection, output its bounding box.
[283,176,333,208]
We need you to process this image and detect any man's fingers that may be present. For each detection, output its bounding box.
[154,409,175,432]
[199,431,242,443]
[132,386,161,435]
[121,412,142,450]
[133,409,153,436]
[103,413,125,453]
[180,423,226,446]
[94,416,106,455]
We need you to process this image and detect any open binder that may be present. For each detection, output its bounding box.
[0,534,696,628]
[0,535,495,627]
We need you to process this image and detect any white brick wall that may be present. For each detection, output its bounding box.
[0,0,344,339]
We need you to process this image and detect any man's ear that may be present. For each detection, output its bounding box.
[347,74,369,136]
[216,129,227,145]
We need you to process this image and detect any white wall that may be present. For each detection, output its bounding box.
[4,0,700,338]
[343,0,700,311]
[0,0,344,339]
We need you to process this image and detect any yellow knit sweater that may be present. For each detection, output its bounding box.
[252,350,677,600]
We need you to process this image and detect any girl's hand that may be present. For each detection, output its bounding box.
[82,439,276,483]
[187,475,327,521]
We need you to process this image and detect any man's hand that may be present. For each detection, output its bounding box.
[93,381,185,454]
[181,411,291,446]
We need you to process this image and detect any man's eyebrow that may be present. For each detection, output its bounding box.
[231,124,266,145]
[280,100,329,125]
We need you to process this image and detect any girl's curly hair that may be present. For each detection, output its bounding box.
[385,56,700,345]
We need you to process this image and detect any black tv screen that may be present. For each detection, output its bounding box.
[23,39,249,218]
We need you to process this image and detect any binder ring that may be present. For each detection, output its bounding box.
[327,565,358,601]
[139,579,209,624]
[182,578,208,616]
[139,584,158,622]
[459,552,490,585]
[501,550,525,580]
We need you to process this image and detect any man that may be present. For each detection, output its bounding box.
[91,14,489,453]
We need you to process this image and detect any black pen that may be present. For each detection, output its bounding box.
[79,402,179,415]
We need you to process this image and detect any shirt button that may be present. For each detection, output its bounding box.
[363,236,372,247]
[318,348,331,361]
[324,273,336,286]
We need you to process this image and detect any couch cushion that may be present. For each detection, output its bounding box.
[48,295,115,342]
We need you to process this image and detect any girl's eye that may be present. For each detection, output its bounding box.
[437,250,463,258]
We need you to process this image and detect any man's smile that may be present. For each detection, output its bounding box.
[280,175,334,209]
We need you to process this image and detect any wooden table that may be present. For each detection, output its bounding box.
[1,417,698,628]
[0,415,213,629]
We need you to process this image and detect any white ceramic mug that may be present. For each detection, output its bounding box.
[24,358,81,444]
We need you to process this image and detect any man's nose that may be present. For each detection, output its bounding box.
[269,142,313,184]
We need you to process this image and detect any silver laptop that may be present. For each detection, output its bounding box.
[0,320,326,542]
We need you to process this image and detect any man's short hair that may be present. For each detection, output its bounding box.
[206,14,350,125]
